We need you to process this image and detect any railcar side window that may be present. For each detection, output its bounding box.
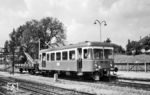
[51,53,55,61]
[56,52,61,60]
[69,50,75,60]
[62,51,68,60]
[47,53,50,61]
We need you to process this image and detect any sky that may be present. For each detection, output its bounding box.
[0,0,150,49]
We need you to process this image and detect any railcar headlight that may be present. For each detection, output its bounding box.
[95,64,98,67]
[110,61,113,67]
[98,66,101,69]
[110,63,112,67]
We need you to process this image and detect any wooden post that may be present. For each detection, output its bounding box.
[136,63,137,72]
[127,63,129,71]
[54,73,58,82]
[145,62,147,72]
[108,70,111,81]
[12,46,15,75]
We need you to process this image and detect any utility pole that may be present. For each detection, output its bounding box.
[38,39,41,59]
[12,42,15,75]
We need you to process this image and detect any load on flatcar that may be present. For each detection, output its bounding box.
[38,41,116,80]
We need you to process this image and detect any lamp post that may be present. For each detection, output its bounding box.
[94,19,107,42]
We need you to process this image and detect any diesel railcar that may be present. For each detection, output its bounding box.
[38,41,116,80]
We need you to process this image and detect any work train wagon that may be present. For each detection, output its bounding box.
[39,41,116,80]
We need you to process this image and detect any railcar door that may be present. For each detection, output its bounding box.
[77,48,82,72]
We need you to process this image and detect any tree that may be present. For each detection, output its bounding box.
[9,29,17,53]
[39,17,66,47]
[114,45,125,54]
[6,17,66,59]
[126,39,132,55]
[4,40,9,54]
[126,39,141,55]
[142,37,150,50]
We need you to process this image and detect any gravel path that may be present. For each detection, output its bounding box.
[0,71,150,95]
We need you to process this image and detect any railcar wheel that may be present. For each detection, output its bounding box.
[28,69,31,73]
[93,72,100,81]
[114,67,118,72]
[19,68,23,73]
[30,70,35,75]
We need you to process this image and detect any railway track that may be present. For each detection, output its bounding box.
[0,77,95,95]
[0,87,8,95]
[114,79,150,91]
[61,75,150,91]
[16,75,150,91]
[16,77,94,95]
[19,83,62,95]
[97,77,150,91]
[0,77,16,95]
[0,72,150,95]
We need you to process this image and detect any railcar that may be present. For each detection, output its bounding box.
[39,41,117,80]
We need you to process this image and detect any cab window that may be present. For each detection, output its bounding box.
[83,49,92,59]
[42,53,46,61]
[93,49,103,59]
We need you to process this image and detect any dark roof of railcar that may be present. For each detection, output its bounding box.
[40,41,116,53]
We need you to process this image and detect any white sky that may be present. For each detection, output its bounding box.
[0,0,150,48]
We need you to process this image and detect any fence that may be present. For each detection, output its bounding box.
[115,63,150,72]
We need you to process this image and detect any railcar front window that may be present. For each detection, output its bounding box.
[104,49,113,59]
[93,49,103,59]
[84,49,92,59]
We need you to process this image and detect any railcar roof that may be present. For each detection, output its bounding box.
[39,41,116,53]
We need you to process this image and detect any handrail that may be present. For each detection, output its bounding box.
[24,52,34,64]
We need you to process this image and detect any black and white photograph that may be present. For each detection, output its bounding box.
[0,0,150,95]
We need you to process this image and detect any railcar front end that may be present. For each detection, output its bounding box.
[80,46,114,80]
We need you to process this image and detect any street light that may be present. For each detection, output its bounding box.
[94,19,107,42]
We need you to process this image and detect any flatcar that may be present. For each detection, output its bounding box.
[38,41,117,80]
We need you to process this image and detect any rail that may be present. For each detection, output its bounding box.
[0,76,95,95]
